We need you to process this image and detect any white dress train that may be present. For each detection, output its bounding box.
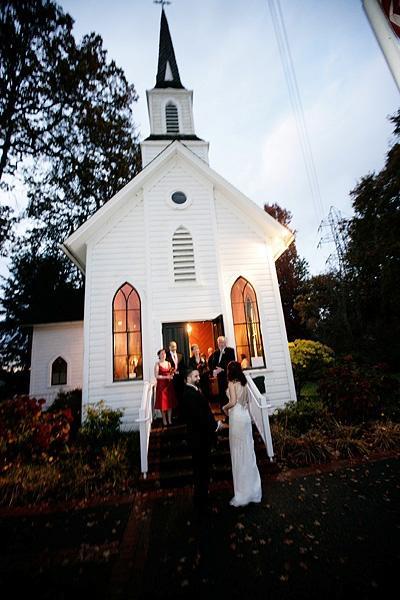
[227,381,262,507]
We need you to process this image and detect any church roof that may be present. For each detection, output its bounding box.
[61,141,294,273]
[155,9,184,89]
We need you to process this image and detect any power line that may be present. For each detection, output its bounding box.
[267,0,325,226]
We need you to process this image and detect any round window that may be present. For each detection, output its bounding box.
[171,191,187,205]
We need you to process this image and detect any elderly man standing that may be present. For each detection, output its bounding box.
[209,336,235,408]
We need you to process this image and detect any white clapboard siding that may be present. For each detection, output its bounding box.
[85,200,147,428]
[29,322,84,407]
[214,192,296,409]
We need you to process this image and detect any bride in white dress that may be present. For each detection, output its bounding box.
[222,361,262,507]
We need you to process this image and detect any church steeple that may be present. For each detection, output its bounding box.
[140,7,210,167]
[155,9,184,89]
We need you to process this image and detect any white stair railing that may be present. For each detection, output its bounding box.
[135,381,156,478]
[245,373,275,461]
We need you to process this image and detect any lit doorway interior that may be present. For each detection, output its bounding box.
[162,315,224,364]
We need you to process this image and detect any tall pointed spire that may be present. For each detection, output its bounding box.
[155,9,184,89]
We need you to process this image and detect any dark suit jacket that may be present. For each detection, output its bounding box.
[182,384,217,450]
[188,355,207,374]
[209,347,236,372]
[166,351,185,374]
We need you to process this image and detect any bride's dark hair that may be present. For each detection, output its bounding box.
[227,361,247,386]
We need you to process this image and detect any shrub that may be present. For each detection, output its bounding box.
[289,339,334,395]
[318,361,400,424]
[0,396,73,465]
[272,397,335,436]
[283,431,332,467]
[48,388,82,438]
[98,441,129,485]
[366,421,400,452]
[0,462,61,506]
[80,401,124,450]
[332,423,369,459]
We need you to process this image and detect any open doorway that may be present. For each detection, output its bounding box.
[162,315,224,364]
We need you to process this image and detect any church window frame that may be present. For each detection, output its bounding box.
[112,282,143,382]
[51,356,68,386]
[231,276,265,369]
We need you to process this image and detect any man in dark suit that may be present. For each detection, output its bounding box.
[209,336,236,408]
[182,368,223,511]
[166,340,186,419]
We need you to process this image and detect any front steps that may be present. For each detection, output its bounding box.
[140,402,279,491]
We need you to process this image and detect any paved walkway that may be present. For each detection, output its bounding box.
[1,456,399,599]
[110,457,400,599]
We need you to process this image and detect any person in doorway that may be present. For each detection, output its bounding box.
[222,361,261,507]
[166,340,186,420]
[154,349,176,426]
[209,336,235,408]
[189,344,210,399]
[207,346,214,369]
[240,353,248,369]
[182,367,223,512]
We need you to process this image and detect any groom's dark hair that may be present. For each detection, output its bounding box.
[185,367,198,380]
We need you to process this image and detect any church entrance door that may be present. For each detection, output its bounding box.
[162,315,224,365]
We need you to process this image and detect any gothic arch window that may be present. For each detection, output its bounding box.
[231,277,265,369]
[112,283,143,381]
[165,102,179,134]
[172,226,196,282]
[51,356,67,385]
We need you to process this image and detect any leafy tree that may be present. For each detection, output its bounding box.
[343,109,400,366]
[293,272,354,353]
[0,251,84,369]
[0,0,75,249]
[25,30,141,248]
[0,0,73,185]
[288,339,334,396]
[0,0,141,374]
[264,203,309,340]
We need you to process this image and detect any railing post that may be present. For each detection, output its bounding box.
[260,395,274,461]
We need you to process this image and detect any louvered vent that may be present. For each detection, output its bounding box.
[172,226,196,282]
[166,102,179,134]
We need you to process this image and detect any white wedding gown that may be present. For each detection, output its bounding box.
[227,381,262,507]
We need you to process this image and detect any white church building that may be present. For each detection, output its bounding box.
[29,9,297,428]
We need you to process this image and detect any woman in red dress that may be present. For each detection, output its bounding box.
[154,348,177,426]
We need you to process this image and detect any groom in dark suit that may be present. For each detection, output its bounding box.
[209,336,236,408]
[182,367,223,511]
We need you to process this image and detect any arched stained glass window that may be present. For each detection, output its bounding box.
[51,356,67,385]
[113,283,143,381]
[231,277,265,369]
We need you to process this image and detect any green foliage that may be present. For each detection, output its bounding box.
[0,253,84,368]
[80,401,124,449]
[293,110,400,366]
[288,339,334,394]
[318,360,400,424]
[264,203,309,341]
[272,398,334,437]
[0,0,141,369]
